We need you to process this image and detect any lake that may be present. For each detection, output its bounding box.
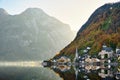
[0,61,119,80]
[0,61,62,80]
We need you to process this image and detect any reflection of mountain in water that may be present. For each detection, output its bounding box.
[43,47,120,80]
[44,61,120,80]
[0,67,62,80]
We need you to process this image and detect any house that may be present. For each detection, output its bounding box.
[79,56,85,63]
[85,57,100,64]
[83,49,88,53]
[85,57,91,63]
[57,56,70,64]
[116,48,120,57]
[83,47,91,54]
[87,47,91,50]
[99,45,113,59]
[91,58,100,63]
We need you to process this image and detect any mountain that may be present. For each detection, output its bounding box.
[54,2,120,60]
[0,8,75,61]
[0,8,8,15]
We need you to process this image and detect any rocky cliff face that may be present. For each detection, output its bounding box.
[0,8,75,60]
[54,2,120,60]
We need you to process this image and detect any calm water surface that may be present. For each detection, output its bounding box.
[0,61,119,80]
[0,61,62,80]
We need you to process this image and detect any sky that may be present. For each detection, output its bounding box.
[0,0,119,32]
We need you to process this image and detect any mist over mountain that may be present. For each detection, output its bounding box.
[0,8,75,61]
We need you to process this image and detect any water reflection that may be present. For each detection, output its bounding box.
[0,61,62,80]
[0,44,119,80]
[0,60,119,80]
[42,46,120,80]
[43,59,120,80]
[0,61,42,67]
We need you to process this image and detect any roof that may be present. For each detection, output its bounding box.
[102,47,113,52]
[83,49,88,53]
[87,47,91,50]
[102,44,107,48]
[117,50,120,54]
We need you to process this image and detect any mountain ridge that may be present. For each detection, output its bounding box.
[53,2,120,60]
[0,8,8,15]
[77,2,120,36]
[0,8,75,61]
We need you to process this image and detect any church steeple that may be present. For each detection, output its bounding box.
[75,48,79,58]
[74,48,79,62]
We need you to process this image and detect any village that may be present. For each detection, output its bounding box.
[42,44,120,79]
[73,44,120,66]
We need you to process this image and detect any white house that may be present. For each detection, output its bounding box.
[83,49,88,53]
[87,47,91,50]
[116,48,120,57]
[99,45,113,59]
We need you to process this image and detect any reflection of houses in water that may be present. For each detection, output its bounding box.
[42,60,52,67]
[115,71,120,80]
[52,56,71,72]
[85,65,100,71]
[72,45,120,80]
[85,57,101,71]
[42,56,71,72]
[98,69,113,78]
[99,45,113,59]
[115,66,120,80]
[55,65,71,72]
[116,74,120,80]
[51,56,71,72]
[85,64,120,79]
[42,44,120,80]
